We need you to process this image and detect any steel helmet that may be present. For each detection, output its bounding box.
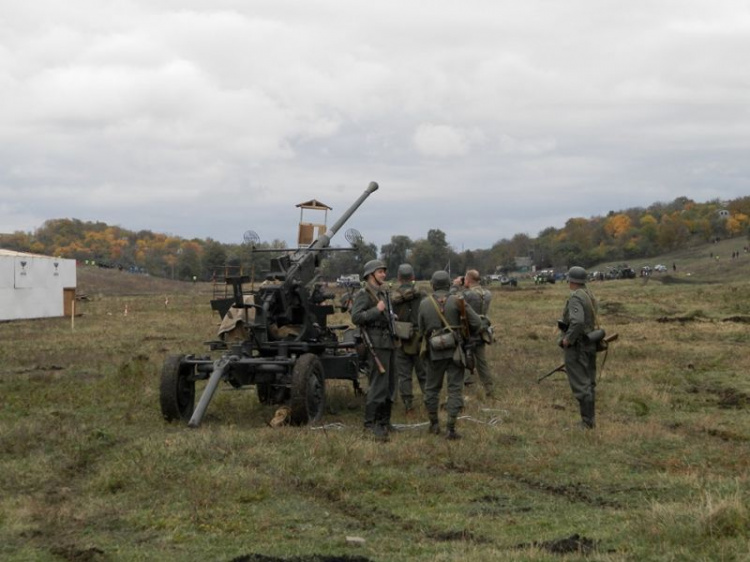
[397,263,414,279]
[567,266,588,283]
[430,270,451,290]
[363,259,387,278]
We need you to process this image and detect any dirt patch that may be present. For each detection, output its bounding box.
[507,474,621,509]
[657,315,706,323]
[516,533,598,555]
[716,387,749,409]
[688,384,750,410]
[230,554,372,562]
[722,315,750,323]
[426,529,492,544]
[599,301,626,315]
[49,545,107,562]
[705,428,749,442]
[470,494,533,516]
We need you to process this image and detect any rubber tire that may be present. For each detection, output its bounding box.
[289,353,326,425]
[160,355,195,422]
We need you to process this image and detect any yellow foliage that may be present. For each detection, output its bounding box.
[604,214,632,239]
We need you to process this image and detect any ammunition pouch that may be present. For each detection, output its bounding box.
[429,328,457,352]
[394,321,414,341]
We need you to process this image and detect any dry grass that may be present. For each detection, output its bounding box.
[1,248,750,561]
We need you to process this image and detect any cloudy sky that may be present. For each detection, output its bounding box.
[1,1,748,251]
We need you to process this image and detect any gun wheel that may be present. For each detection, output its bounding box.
[160,354,195,422]
[289,353,326,425]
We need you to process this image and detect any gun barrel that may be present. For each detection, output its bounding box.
[310,181,378,251]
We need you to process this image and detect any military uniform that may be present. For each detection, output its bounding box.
[459,284,495,398]
[392,281,426,412]
[560,268,598,428]
[418,272,481,439]
[351,277,396,437]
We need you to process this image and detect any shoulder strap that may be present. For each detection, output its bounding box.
[577,288,599,328]
[429,295,454,331]
[365,284,380,305]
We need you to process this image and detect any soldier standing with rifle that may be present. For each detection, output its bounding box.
[351,259,397,441]
[452,269,495,399]
[418,270,481,440]
[559,266,598,429]
[391,263,426,414]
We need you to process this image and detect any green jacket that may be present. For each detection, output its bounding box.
[351,282,396,349]
[561,287,597,349]
[417,290,481,360]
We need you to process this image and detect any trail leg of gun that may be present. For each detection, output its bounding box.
[188,356,233,428]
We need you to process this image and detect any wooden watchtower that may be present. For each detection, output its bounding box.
[296,199,331,247]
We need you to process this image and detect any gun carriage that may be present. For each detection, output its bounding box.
[159,182,379,427]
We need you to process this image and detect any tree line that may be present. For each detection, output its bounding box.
[1,196,748,282]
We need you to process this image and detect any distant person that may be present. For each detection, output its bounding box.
[558,266,599,429]
[673,262,676,272]
[418,270,481,439]
[452,269,496,399]
[351,260,396,441]
[391,263,426,414]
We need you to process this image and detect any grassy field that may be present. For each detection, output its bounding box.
[2,239,750,561]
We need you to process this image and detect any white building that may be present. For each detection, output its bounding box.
[0,249,77,321]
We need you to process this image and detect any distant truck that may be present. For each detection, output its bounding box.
[336,273,360,288]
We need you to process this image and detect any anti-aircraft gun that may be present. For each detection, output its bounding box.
[159,181,379,427]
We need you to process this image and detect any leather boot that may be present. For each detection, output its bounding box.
[363,403,378,431]
[579,397,595,429]
[383,400,397,433]
[446,417,461,440]
[428,414,441,435]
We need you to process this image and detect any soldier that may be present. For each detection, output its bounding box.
[452,269,495,398]
[559,265,598,429]
[351,259,397,441]
[418,270,481,439]
[391,263,426,414]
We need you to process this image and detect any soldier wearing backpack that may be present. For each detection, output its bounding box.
[418,270,481,440]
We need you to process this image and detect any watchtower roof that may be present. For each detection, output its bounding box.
[295,199,332,211]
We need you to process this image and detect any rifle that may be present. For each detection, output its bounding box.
[538,332,619,383]
[361,328,386,374]
[384,289,399,344]
[537,362,565,383]
[457,297,476,372]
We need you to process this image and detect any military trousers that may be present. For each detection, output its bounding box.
[424,357,464,419]
[365,347,396,426]
[395,347,426,408]
[564,345,597,404]
[466,343,494,397]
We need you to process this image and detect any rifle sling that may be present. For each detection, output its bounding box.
[429,295,459,338]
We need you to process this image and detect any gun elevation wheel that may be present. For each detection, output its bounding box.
[160,355,196,422]
[289,353,326,425]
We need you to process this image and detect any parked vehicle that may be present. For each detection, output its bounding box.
[336,274,361,288]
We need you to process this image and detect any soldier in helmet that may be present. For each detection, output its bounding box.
[418,270,481,439]
[559,266,598,429]
[351,259,397,441]
[452,269,496,399]
[391,263,426,414]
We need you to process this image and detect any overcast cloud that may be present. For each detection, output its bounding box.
[1,1,748,251]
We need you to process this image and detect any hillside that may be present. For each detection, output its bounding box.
[593,236,750,284]
[75,264,213,298]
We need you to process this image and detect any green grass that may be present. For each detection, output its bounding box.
[1,245,749,561]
